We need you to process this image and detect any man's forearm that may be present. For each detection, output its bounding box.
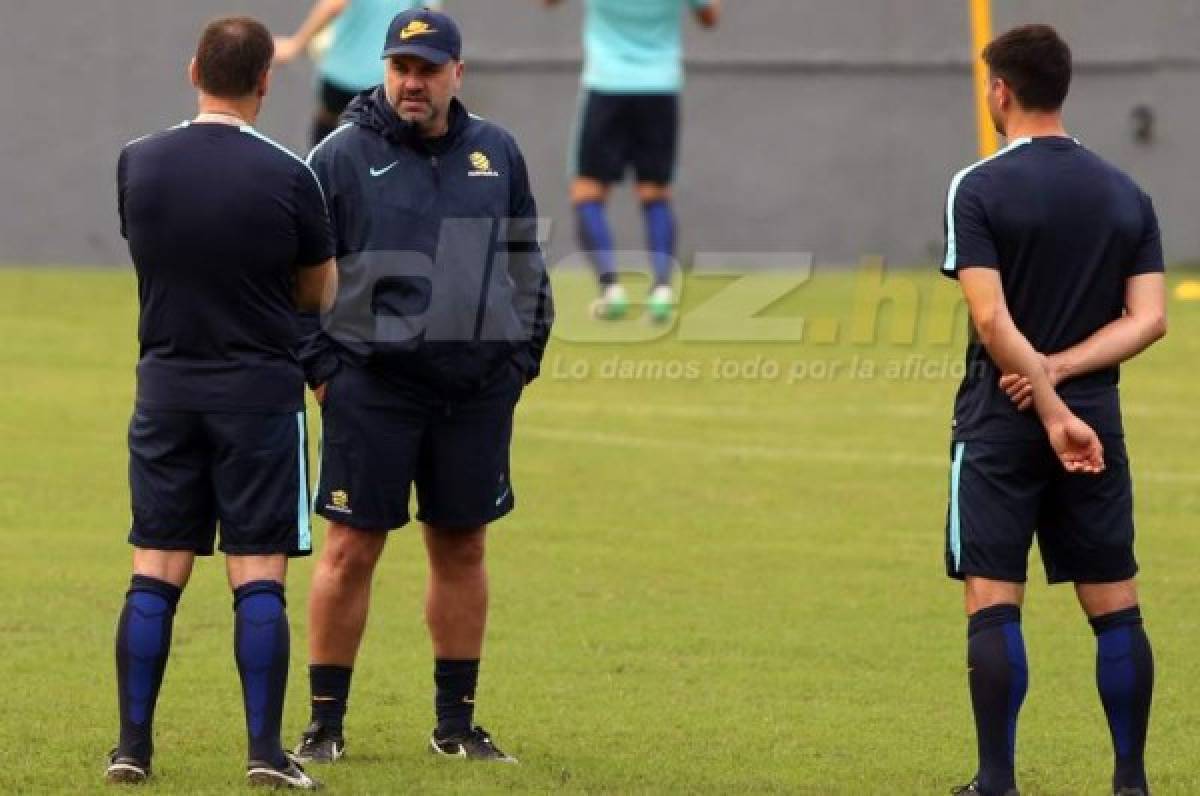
[1050,313,1166,383]
[290,0,346,49]
[979,310,1069,423]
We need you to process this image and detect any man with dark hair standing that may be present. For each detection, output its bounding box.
[942,24,1165,796]
[293,7,552,766]
[108,16,335,789]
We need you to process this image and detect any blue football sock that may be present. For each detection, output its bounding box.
[642,199,676,288]
[115,575,182,762]
[967,604,1027,795]
[1092,606,1154,793]
[234,580,290,769]
[575,200,617,287]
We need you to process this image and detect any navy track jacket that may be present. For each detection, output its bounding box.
[299,88,554,396]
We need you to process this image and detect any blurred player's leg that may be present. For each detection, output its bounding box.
[1078,583,1154,796]
[574,90,630,318]
[637,183,676,324]
[294,523,387,763]
[109,551,192,784]
[633,94,680,323]
[573,179,626,319]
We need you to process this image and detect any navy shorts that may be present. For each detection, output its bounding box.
[944,436,1138,584]
[314,364,522,532]
[128,408,312,556]
[574,91,679,185]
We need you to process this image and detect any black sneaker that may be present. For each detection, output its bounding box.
[105,749,151,785]
[292,721,345,764]
[247,755,321,790]
[429,726,517,763]
[951,780,1019,796]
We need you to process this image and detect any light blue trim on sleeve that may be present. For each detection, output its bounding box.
[942,137,1032,272]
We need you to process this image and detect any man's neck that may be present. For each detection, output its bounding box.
[419,118,450,139]
[1003,111,1069,142]
[195,95,259,127]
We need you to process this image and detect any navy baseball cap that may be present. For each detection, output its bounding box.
[381,8,462,65]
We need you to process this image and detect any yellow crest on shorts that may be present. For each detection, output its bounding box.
[330,490,349,510]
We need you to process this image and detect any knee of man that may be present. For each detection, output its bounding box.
[429,531,486,572]
[323,526,384,578]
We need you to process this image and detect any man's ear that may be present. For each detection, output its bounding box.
[188,57,200,89]
[995,77,1012,111]
[258,67,271,99]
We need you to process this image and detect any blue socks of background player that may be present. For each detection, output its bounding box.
[233,580,290,769]
[1092,606,1154,793]
[966,604,1027,795]
[115,575,182,762]
[434,658,480,738]
[576,200,617,287]
[642,199,676,288]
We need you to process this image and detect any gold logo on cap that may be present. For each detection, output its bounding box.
[399,20,437,40]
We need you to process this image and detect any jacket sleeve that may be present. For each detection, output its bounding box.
[296,146,342,388]
[506,142,554,382]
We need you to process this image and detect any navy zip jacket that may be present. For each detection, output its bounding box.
[299,88,553,396]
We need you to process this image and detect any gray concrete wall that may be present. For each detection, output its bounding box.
[2,1,1197,267]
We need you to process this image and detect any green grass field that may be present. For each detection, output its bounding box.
[2,266,1198,794]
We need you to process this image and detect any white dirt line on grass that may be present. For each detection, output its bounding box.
[522,426,1200,484]
[523,426,946,468]
[523,400,940,420]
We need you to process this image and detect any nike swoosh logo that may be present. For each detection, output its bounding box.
[401,28,436,40]
[370,161,399,177]
[495,487,510,507]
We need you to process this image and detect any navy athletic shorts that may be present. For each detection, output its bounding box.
[944,436,1138,584]
[574,90,680,185]
[313,364,523,532]
[127,408,312,556]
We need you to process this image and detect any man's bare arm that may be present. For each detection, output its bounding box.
[295,257,338,314]
[695,0,721,28]
[1051,273,1167,380]
[1000,273,1166,409]
[275,0,349,64]
[959,267,1104,473]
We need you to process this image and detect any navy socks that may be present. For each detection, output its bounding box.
[642,199,676,288]
[234,580,291,769]
[115,575,182,761]
[967,604,1027,795]
[576,200,617,287]
[434,658,480,738]
[1092,606,1154,793]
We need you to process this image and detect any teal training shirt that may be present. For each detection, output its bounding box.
[320,0,440,92]
[582,0,710,94]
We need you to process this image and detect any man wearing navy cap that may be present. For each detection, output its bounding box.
[293,7,553,765]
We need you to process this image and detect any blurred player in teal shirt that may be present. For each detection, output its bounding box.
[545,0,720,323]
[276,0,441,147]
